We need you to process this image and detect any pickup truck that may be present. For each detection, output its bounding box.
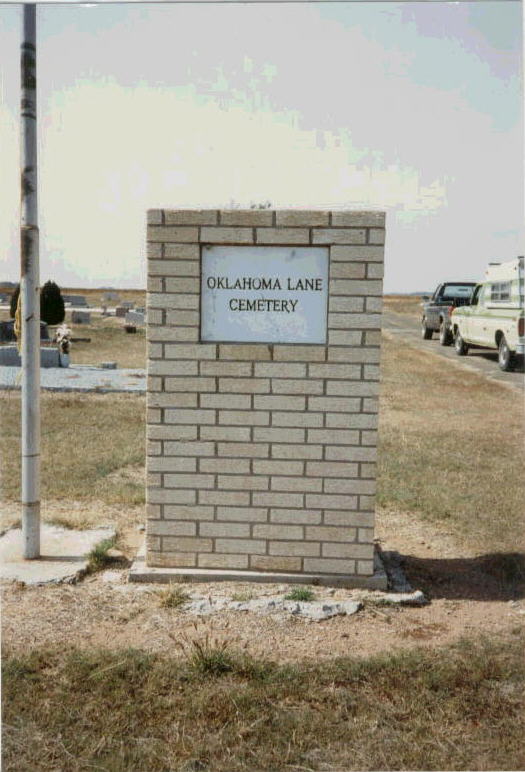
[451,257,524,371]
[421,282,477,345]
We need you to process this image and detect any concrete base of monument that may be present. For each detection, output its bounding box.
[129,543,388,590]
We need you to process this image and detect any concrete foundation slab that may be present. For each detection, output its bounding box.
[129,543,388,590]
[0,524,116,585]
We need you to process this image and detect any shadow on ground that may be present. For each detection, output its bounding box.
[402,551,525,601]
[468,350,525,373]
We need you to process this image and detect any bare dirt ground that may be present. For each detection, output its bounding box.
[2,500,523,664]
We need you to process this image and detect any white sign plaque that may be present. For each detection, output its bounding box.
[201,246,329,344]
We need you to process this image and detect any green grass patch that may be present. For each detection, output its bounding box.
[2,635,523,771]
[86,536,117,572]
[284,586,315,602]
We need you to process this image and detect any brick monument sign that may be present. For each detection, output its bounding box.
[139,208,386,588]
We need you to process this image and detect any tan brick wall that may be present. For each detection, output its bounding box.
[146,209,385,578]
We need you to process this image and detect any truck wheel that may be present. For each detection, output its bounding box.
[455,331,469,356]
[498,336,516,371]
[439,320,452,346]
[421,318,433,340]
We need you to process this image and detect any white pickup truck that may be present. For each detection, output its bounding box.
[450,257,524,371]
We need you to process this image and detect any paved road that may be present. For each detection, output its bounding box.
[0,364,146,393]
[383,310,524,392]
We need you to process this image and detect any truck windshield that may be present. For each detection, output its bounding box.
[442,284,475,299]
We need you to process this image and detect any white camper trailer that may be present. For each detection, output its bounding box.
[450,256,524,371]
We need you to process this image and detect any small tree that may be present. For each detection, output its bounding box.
[9,284,20,319]
[40,280,65,325]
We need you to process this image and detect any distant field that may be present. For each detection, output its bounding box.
[383,294,424,316]
[2,289,423,320]
[0,287,146,311]
[61,287,146,307]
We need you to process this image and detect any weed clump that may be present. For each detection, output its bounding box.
[231,591,254,602]
[284,586,315,602]
[86,536,116,572]
[183,634,235,676]
[156,584,190,610]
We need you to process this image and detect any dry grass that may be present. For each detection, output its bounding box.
[377,337,525,553]
[2,634,523,771]
[64,313,146,369]
[2,323,524,770]
[383,293,425,316]
[2,333,523,554]
[0,392,145,517]
[156,584,191,610]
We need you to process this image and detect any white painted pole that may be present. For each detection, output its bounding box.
[20,3,40,559]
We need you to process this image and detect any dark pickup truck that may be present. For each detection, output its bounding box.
[421,282,476,345]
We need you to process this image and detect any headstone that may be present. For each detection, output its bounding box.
[63,294,87,307]
[125,310,145,325]
[144,208,386,589]
[0,320,16,342]
[115,306,127,318]
[0,320,48,342]
[71,310,91,324]
[0,345,67,368]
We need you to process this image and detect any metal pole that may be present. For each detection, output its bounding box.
[20,3,40,559]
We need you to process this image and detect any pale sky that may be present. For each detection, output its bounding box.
[0,1,523,292]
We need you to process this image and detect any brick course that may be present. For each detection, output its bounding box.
[146,209,385,581]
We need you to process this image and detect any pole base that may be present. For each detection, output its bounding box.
[22,502,40,559]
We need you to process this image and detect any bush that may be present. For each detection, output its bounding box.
[40,280,65,325]
[9,284,20,319]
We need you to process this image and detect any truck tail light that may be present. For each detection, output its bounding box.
[519,317,524,338]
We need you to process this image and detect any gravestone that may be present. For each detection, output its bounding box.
[71,310,91,324]
[125,310,145,325]
[143,209,386,588]
[63,294,87,307]
[0,320,48,342]
[115,306,127,318]
[0,345,68,367]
